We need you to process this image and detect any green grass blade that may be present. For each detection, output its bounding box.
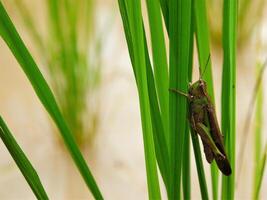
[158,0,169,33]
[169,0,192,199]
[144,38,170,192]
[182,124,191,199]
[193,0,218,199]
[118,0,170,193]
[145,0,169,143]
[182,9,194,198]
[190,130,209,200]
[0,2,103,199]
[253,144,267,199]
[0,116,49,200]
[221,0,238,199]
[252,62,264,200]
[120,0,161,199]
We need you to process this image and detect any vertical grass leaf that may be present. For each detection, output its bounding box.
[169,0,192,199]
[121,0,161,199]
[118,0,170,194]
[221,0,238,199]
[145,0,169,143]
[193,0,218,199]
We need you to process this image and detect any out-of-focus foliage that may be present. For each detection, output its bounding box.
[208,0,265,48]
[12,0,103,146]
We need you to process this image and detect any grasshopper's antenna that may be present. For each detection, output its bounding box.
[200,54,211,79]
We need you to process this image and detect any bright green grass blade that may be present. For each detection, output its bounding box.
[145,0,169,143]
[221,0,238,199]
[144,36,170,192]
[0,2,103,199]
[253,144,267,199]
[118,0,170,193]
[193,0,218,199]
[169,0,192,199]
[121,0,161,199]
[0,116,48,200]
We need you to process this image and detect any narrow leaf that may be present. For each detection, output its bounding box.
[193,0,218,199]
[169,0,192,199]
[119,0,161,198]
[0,2,103,199]
[0,116,48,200]
[221,0,238,199]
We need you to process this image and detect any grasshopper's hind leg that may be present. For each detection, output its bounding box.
[196,123,232,176]
[190,116,214,163]
[195,123,225,158]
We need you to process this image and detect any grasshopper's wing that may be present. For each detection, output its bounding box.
[205,98,226,156]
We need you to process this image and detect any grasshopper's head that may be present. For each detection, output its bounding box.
[189,79,207,98]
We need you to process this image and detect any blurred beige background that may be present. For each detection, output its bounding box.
[0,0,267,199]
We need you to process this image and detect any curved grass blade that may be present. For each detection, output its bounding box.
[119,0,161,199]
[221,0,238,199]
[144,33,170,193]
[0,2,103,199]
[145,0,169,143]
[0,116,48,200]
[118,0,170,195]
[193,0,218,199]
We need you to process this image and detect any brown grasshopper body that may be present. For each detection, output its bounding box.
[171,79,232,176]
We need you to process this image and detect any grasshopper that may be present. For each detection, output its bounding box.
[170,56,232,176]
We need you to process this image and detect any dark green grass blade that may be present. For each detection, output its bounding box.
[120,0,161,199]
[0,116,48,200]
[193,0,218,199]
[188,9,209,198]
[221,0,238,199]
[0,2,103,199]
[182,124,191,199]
[118,0,170,193]
[158,0,169,33]
[169,0,192,199]
[190,129,209,200]
[182,8,194,198]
